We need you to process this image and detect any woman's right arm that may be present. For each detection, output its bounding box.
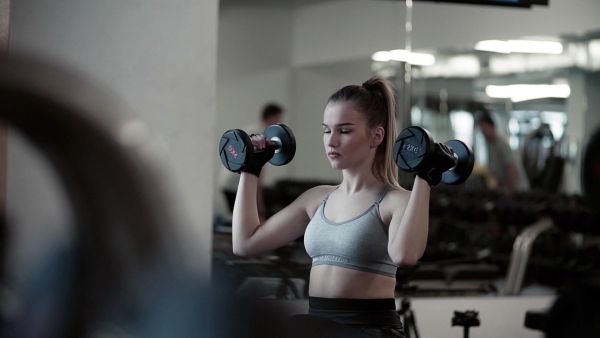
[232,173,322,257]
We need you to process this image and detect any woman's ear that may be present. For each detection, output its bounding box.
[371,126,385,148]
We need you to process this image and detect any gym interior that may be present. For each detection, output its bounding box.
[2,0,600,337]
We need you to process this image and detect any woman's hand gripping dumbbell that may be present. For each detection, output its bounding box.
[415,142,456,186]
[218,123,296,177]
[393,126,475,186]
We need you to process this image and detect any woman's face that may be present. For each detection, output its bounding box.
[322,101,375,170]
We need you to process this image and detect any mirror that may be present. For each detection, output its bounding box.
[375,31,600,194]
[213,0,600,304]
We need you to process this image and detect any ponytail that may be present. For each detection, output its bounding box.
[328,76,399,188]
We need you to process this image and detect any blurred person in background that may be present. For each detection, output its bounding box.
[475,110,529,195]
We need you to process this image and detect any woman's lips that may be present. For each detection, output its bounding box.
[328,151,341,159]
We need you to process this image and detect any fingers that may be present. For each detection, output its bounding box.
[249,134,275,149]
[249,134,267,149]
[436,143,452,156]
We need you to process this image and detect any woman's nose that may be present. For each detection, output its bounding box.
[327,132,339,147]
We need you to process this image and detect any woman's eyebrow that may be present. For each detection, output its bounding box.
[322,123,356,128]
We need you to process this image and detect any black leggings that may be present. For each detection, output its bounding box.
[285,297,407,338]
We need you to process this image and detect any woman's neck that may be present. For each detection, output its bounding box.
[339,171,385,195]
[338,148,384,194]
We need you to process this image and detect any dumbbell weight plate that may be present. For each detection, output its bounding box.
[441,140,475,185]
[264,123,296,166]
[394,126,435,172]
[219,129,253,172]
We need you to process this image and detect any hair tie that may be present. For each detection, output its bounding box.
[362,81,374,91]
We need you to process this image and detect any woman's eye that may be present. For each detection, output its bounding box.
[340,130,351,134]
[323,130,331,134]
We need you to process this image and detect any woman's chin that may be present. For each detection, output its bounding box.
[329,163,345,170]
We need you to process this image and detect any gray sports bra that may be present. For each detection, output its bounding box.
[304,184,398,278]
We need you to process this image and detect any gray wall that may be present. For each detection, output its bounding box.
[8,0,218,282]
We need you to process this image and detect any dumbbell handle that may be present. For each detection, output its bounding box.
[447,148,459,171]
[250,136,282,154]
[434,142,459,170]
[429,142,458,172]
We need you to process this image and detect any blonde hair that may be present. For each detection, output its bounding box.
[327,76,400,188]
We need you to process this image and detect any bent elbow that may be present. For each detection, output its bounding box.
[396,257,418,267]
[232,244,252,257]
[232,248,247,257]
[390,251,422,267]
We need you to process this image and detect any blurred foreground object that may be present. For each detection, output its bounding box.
[0,55,210,338]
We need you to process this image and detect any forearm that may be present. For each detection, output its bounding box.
[388,177,431,265]
[232,173,261,256]
[257,175,267,221]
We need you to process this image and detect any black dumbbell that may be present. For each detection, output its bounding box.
[394,126,475,185]
[219,123,296,173]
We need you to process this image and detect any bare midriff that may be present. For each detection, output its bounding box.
[308,264,396,299]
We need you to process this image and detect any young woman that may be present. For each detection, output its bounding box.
[232,76,452,337]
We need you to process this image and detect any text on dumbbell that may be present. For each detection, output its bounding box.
[227,144,238,159]
[405,143,420,154]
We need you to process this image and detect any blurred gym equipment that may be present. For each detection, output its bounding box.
[521,125,600,337]
[452,310,480,338]
[0,56,210,338]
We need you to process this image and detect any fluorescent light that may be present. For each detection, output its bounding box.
[389,49,410,62]
[419,55,479,78]
[508,40,563,54]
[485,84,570,102]
[510,84,570,102]
[407,52,435,66]
[371,51,390,62]
[372,49,435,66]
[475,40,510,54]
[446,55,480,75]
[475,39,563,54]
[485,85,511,99]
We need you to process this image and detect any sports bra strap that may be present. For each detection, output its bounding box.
[374,184,392,205]
[322,186,339,203]
[323,184,392,205]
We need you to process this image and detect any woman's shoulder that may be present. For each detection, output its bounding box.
[294,184,335,205]
[382,184,411,204]
[301,184,338,201]
[293,184,337,218]
[378,184,411,223]
[386,184,410,195]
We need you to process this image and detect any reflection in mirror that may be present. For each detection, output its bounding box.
[213,2,600,336]
[374,30,600,195]
[372,30,600,311]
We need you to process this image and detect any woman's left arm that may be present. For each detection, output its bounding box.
[387,177,431,266]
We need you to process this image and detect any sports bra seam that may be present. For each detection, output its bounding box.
[312,253,398,267]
